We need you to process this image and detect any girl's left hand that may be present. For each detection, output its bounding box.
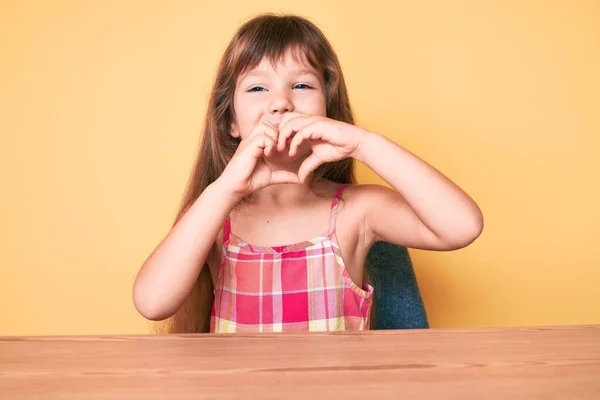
[277,113,369,182]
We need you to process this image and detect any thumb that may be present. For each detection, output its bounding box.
[270,170,300,185]
[298,153,324,183]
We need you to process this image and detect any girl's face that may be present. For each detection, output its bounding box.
[232,50,326,157]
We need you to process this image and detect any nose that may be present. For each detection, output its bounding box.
[268,89,294,115]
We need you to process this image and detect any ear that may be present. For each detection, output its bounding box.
[230,122,240,138]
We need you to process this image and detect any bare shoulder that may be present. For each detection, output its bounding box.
[342,182,392,199]
[316,180,387,202]
[317,182,392,238]
[344,183,397,202]
[317,181,389,285]
[337,183,396,223]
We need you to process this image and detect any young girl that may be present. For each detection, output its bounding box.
[133,14,483,333]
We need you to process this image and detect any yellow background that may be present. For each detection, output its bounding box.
[1,1,599,335]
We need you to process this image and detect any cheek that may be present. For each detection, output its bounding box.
[233,98,262,138]
[304,95,327,116]
[293,91,326,115]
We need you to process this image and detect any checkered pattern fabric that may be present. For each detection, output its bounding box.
[210,184,374,333]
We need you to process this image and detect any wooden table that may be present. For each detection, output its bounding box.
[1,325,599,399]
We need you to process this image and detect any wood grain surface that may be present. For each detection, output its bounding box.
[1,325,599,399]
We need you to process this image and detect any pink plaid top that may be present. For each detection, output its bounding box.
[210,184,374,333]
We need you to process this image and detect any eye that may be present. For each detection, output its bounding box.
[293,83,312,90]
[247,86,266,93]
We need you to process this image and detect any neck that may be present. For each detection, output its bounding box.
[249,182,315,206]
[247,155,321,206]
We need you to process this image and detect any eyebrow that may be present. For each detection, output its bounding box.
[240,69,320,82]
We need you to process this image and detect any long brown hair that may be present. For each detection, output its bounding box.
[160,13,362,333]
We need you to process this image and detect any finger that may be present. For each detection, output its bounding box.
[278,115,317,152]
[289,122,325,156]
[248,121,278,143]
[279,112,304,132]
[247,124,278,156]
[263,135,276,157]
[298,153,324,183]
[270,170,300,185]
[277,122,296,152]
[277,114,303,151]
[248,133,275,158]
[261,121,279,143]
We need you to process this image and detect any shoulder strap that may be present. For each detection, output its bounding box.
[328,184,347,238]
[223,217,231,245]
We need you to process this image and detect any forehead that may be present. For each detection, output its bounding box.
[238,49,320,80]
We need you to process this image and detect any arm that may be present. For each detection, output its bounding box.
[133,123,298,321]
[355,132,484,251]
[133,181,238,321]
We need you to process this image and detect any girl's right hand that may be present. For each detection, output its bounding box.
[217,121,299,198]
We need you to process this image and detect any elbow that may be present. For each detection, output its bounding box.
[452,210,484,250]
[132,283,173,322]
[439,210,484,251]
[461,217,484,248]
[471,206,485,241]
